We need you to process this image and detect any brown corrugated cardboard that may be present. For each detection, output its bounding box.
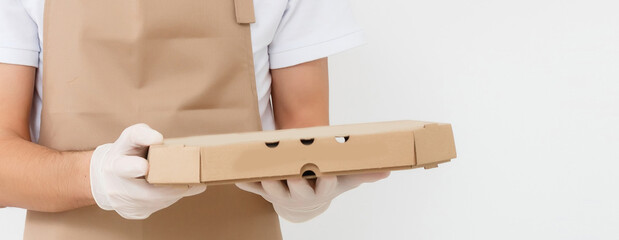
[146,145,201,184]
[146,120,457,185]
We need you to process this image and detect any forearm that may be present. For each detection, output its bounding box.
[275,107,329,129]
[0,130,94,212]
[272,58,330,129]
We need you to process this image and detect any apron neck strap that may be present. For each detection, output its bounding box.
[234,0,256,24]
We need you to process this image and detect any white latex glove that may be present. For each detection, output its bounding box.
[90,123,206,219]
[236,172,390,223]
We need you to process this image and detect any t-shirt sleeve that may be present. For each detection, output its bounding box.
[268,0,365,69]
[0,0,40,67]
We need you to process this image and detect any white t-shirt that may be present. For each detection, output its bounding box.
[0,0,365,141]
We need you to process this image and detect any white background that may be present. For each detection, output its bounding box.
[2,0,619,239]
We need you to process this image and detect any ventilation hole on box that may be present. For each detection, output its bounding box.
[300,138,314,145]
[300,163,320,179]
[335,136,350,143]
[302,170,316,178]
[265,141,279,148]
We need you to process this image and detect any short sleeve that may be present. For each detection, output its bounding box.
[0,0,40,67]
[268,0,365,69]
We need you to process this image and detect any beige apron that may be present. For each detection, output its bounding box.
[24,0,282,239]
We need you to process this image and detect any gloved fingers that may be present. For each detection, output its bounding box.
[360,171,391,182]
[287,178,315,200]
[183,184,207,197]
[117,197,179,220]
[235,182,266,196]
[261,180,290,199]
[337,171,391,191]
[117,210,152,220]
[129,179,197,199]
[149,185,197,198]
[154,198,184,212]
[113,156,149,178]
[315,175,338,197]
[274,201,331,223]
[113,123,164,156]
[135,183,205,199]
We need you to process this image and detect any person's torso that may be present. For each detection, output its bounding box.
[21,0,288,142]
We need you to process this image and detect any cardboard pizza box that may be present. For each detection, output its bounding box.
[146,120,457,185]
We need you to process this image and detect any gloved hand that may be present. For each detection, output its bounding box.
[90,123,206,219]
[236,172,390,223]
